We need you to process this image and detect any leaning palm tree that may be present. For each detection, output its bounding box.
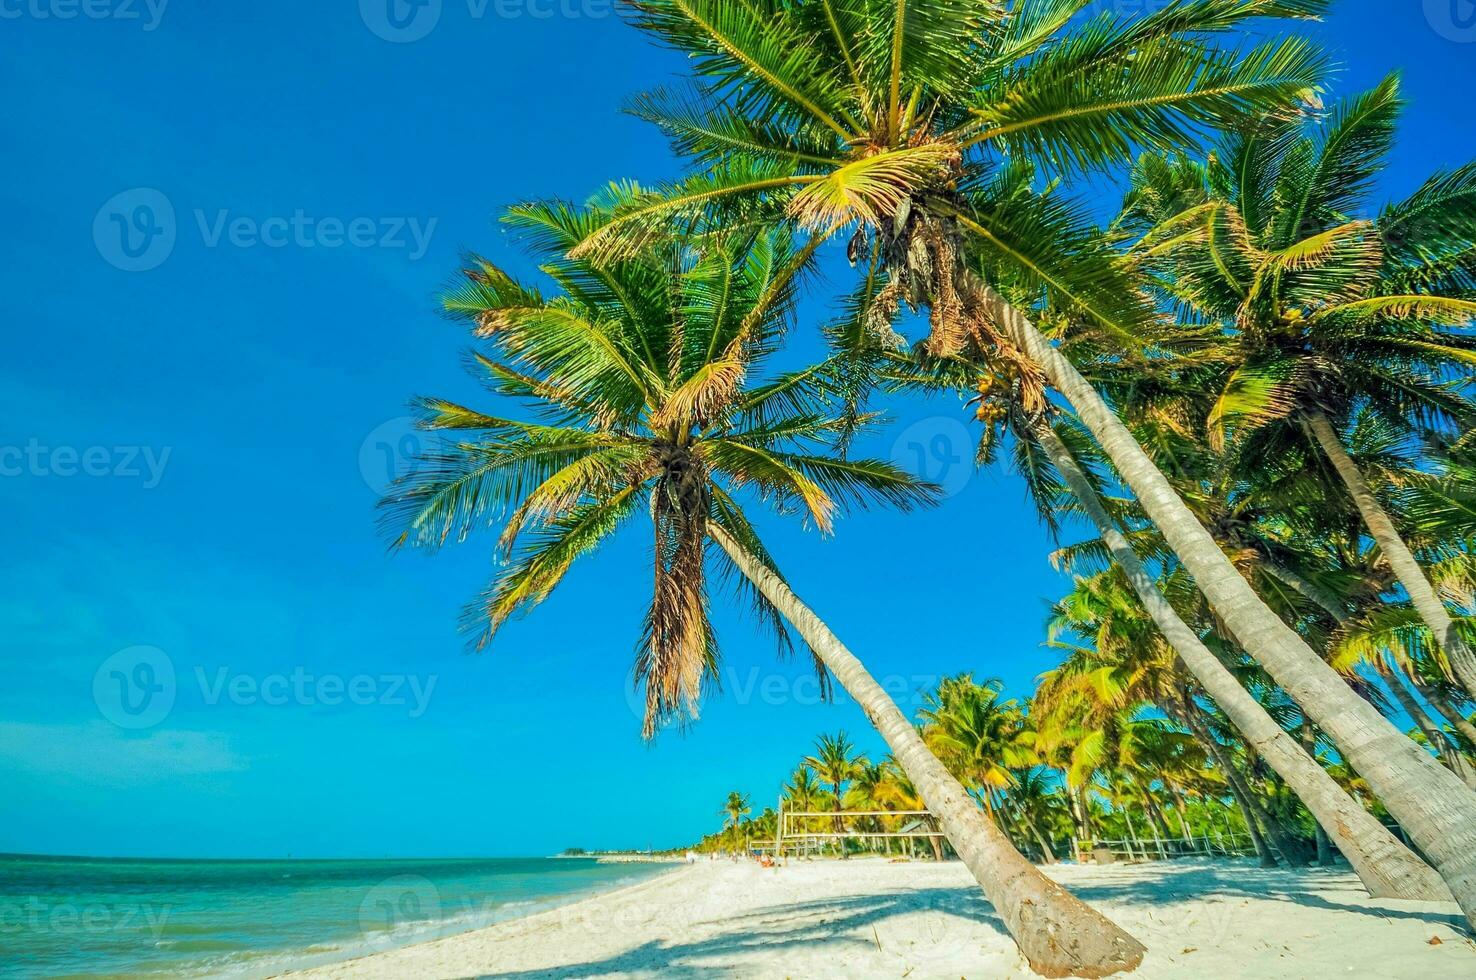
[382,210,1145,975]
[890,343,1448,898]
[1125,77,1476,700]
[568,0,1476,920]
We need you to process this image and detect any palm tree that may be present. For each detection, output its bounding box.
[846,760,895,853]
[383,210,1145,975]
[804,731,866,853]
[571,0,1476,921]
[1007,766,1064,863]
[721,791,753,850]
[1037,559,1447,897]
[721,791,752,829]
[1125,77,1476,701]
[781,763,833,844]
[920,675,1033,821]
[873,756,945,861]
[890,341,1448,897]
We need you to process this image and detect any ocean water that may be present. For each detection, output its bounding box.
[0,854,672,979]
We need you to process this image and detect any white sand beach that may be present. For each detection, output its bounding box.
[282,857,1473,979]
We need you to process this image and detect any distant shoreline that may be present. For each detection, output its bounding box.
[553,852,686,864]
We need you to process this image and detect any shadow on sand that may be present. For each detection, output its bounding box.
[472,860,1467,980]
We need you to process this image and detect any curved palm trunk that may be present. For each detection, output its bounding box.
[1128,774,1169,844]
[709,526,1145,978]
[1164,781,1194,842]
[1412,677,1476,752]
[1306,411,1476,702]
[1224,732,1312,867]
[1376,657,1476,792]
[1022,810,1058,864]
[989,293,1476,923]
[1185,708,1276,866]
[1300,723,1336,866]
[1030,417,1449,899]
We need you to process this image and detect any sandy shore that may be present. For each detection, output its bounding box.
[281,857,1472,979]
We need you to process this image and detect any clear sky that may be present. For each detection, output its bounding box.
[3,2,1475,860]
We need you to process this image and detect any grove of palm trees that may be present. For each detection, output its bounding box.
[380,1,1476,976]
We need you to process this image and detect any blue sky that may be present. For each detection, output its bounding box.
[2,2,1475,860]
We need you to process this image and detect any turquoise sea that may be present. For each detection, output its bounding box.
[0,854,672,978]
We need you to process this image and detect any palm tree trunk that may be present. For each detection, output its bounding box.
[1194,720,1276,866]
[1306,411,1476,702]
[1228,747,1311,867]
[1122,806,1141,853]
[926,820,945,862]
[1022,811,1058,864]
[1128,774,1168,843]
[1165,781,1194,842]
[1268,561,1476,794]
[1415,679,1476,753]
[832,785,845,857]
[709,525,1145,978]
[1376,657,1476,791]
[1300,723,1336,866]
[991,297,1476,923]
[1073,785,1094,839]
[1030,416,1448,898]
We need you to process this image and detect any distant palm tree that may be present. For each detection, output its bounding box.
[1007,767,1063,864]
[720,791,751,850]
[804,731,866,855]
[382,207,1130,966]
[873,756,943,862]
[781,763,831,842]
[920,675,1032,821]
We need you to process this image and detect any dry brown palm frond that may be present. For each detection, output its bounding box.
[638,478,712,739]
[651,357,748,430]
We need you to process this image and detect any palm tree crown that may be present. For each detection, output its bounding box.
[381,206,936,737]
